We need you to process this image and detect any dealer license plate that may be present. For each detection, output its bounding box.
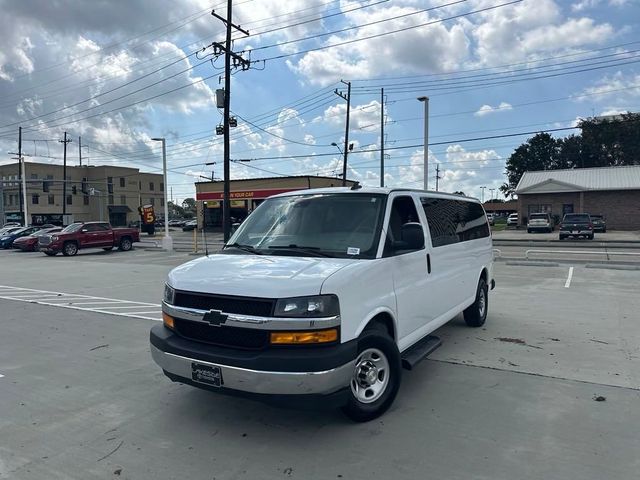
[191,363,222,387]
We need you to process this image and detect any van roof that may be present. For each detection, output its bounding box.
[271,186,482,203]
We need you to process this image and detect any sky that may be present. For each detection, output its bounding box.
[0,0,638,204]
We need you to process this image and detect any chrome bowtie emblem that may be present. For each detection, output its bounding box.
[203,310,228,327]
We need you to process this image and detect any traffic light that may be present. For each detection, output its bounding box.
[71,185,77,194]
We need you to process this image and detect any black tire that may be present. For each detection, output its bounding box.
[464,277,488,328]
[527,229,531,233]
[341,324,401,422]
[588,233,594,240]
[559,235,565,240]
[118,237,132,251]
[602,228,606,233]
[44,251,57,256]
[62,242,78,256]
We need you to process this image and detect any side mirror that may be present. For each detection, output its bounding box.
[396,222,424,251]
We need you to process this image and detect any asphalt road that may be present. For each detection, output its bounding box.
[1,248,639,479]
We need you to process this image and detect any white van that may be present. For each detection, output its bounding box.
[151,187,494,421]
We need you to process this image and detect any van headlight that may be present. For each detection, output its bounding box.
[163,284,175,305]
[274,294,339,317]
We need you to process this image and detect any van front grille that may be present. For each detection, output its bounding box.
[173,291,275,317]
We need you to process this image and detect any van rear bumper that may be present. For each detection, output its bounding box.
[150,325,356,398]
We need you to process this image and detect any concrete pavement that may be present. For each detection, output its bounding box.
[1,248,639,479]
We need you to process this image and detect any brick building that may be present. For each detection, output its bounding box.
[0,161,164,226]
[514,165,640,230]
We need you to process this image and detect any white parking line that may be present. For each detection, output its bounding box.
[0,285,162,321]
[565,267,574,288]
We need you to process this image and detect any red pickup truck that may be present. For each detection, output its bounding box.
[38,221,140,256]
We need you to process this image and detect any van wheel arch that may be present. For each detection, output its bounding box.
[361,313,396,342]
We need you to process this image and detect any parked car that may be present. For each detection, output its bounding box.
[486,213,495,226]
[507,213,519,226]
[152,188,495,421]
[38,221,140,256]
[0,226,23,237]
[2,222,21,228]
[13,227,63,252]
[527,212,554,233]
[590,214,606,233]
[182,220,198,231]
[559,213,594,240]
[0,226,43,249]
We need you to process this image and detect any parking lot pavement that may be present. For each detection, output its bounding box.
[1,260,639,479]
[0,247,196,303]
[492,229,640,243]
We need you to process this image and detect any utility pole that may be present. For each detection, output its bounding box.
[211,2,250,242]
[8,148,32,226]
[489,188,495,201]
[18,126,23,223]
[380,88,384,187]
[435,164,441,192]
[417,96,429,190]
[480,186,486,203]
[59,132,72,217]
[334,80,351,186]
[78,136,82,166]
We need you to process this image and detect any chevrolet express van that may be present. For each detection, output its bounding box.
[151,187,494,421]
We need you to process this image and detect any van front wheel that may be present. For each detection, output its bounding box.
[464,277,488,327]
[342,325,401,422]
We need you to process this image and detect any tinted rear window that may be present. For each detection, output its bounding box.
[530,214,548,219]
[421,198,489,247]
[564,214,590,222]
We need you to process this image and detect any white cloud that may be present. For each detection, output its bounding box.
[572,0,631,11]
[577,71,640,100]
[304,134,316,145]
[474,101,513,116]
[321,100,389,133]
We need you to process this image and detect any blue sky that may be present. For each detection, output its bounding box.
[0,0,638,203]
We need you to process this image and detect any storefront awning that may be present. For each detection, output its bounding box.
[108,205,132,213]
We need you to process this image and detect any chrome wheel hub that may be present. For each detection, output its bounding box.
[350,348,390,404]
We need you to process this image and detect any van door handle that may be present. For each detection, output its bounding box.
[427,253,431,274]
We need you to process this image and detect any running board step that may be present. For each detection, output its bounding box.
[401,335,442,370]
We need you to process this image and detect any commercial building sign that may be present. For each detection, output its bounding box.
[196,188,296,201]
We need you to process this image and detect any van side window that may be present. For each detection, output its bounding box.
[421,198,459,247]
[459,202,490,241]
[384,196,422,256]
[421,198,489,247]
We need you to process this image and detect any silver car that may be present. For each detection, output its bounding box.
[527,213,554,233]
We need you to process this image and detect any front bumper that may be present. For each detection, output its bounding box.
[150,325,357,397]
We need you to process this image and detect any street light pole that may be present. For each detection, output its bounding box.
[480,186,487,203]
[151,137,173,252]
[417,96,429,190]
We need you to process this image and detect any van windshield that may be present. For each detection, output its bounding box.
[225,193,387,258]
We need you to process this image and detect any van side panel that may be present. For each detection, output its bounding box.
[320,259,397,344]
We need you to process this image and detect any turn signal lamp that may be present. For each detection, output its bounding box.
[270,328,338,345]
[163,312,175,329]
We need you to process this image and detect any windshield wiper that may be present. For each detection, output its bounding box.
[224,243,263,255]
[268,244,335,257]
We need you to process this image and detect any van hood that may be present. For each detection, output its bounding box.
[167,253,355,298]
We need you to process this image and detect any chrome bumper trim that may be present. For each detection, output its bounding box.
[150,344,354,395]
[162,302,341,331]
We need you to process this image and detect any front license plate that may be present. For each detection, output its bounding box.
[191,362,222,387]
[572,230,578,234]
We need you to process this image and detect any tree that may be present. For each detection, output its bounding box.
[167,201,186,219]
[182,197,196,216]
[501,133,560,197]
[452,191,466,196]
[579,113,640,167]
